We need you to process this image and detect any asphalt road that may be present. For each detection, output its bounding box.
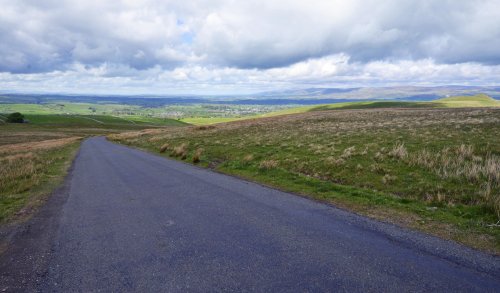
[1,137,499,292]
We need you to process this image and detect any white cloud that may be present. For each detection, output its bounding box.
[0,0,499,93]
[1,56,499,95]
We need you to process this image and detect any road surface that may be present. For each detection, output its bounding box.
[1,137,499,292]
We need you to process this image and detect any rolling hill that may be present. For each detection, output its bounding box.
[182,94,499,125]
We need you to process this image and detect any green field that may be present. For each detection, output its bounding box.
[0,102,289,121]
[436,95,500,107]
[110,106,500,253]
[22,114,186,127]
[0,102,143,115]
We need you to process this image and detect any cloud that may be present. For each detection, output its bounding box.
[0,0,189,72]
[192,0,500,68]
[2,56,499,95]
[0,0,499,93]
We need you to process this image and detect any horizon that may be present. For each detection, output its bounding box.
[2,85,500,99]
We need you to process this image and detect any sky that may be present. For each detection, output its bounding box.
[0,0,499,95]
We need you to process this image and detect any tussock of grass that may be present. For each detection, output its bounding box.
[159,143,169,153]
[389,143,408,159]
[171,143,188,159]
[193,148,203,163]
[259,160,279,170]
[243,154,254,162]
[340,146,356,159]
[382,174,397,185]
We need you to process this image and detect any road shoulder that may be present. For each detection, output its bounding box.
[0,151,78,292]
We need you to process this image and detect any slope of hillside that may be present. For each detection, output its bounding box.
[288,94,499,113]
[111,107,500,253]
[230,94,499,124]
[0,114,187,129]
[433,94,500,107]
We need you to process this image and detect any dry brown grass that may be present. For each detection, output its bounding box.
[0,131,70,146]
[340,146,355,159]
[1,136,81,223]
[389,143,408,159]
[404,145,500,216]
[0,137,82,194]
[192,148,203,163]
[159,143,170,153]
[0,137,81,156]
[382,174,397,185]
[327,156,345,166]
[243,154,254,162]
[408,146,499,184]
[171,143,188,159]
[0,152,38,194]
[259,160,279,170]
[108,128,164,141]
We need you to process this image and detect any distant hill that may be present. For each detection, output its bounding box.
[432,94,500,107]
[256,85,500,101]
[181,94,499,125]
[2,85,500,106]
[310,94,499,111]
[257,94,499,118]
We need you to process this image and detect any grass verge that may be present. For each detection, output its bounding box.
[0,138,81,224]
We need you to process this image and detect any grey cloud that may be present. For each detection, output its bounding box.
[193,0,500,69]
[0,0,189,73]
[0,0,499,88]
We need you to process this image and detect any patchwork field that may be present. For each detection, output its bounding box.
[0,102,289,121]
[110,107,500,253]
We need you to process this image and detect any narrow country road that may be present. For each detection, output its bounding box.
[1,137,499,292]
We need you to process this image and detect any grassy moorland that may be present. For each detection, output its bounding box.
[182,94,499,125]
[110,106,500,253]
[280,94,499,113]
[0,114,187,224]
[0,138,81,223]
[179,116,250,125]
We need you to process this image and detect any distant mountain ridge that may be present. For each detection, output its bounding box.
[0,86,499,106]
[255,85,500,101]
